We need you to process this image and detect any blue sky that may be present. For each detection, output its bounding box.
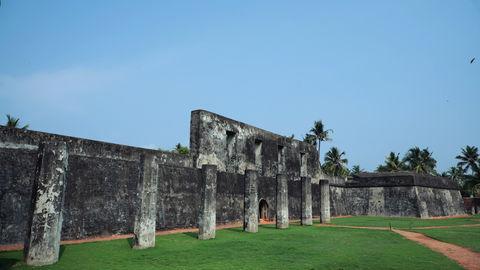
[0,1,479,172]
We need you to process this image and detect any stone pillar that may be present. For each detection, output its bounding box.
[301,177,312,226]
[25,142,68,266]
[276,174,289,229]
[244,170,258,233]
[319,180,331,224]
[198,165,217,240]
[133,154,159,249]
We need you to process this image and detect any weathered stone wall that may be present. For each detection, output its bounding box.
[328,172,465,218]
[329,185,348,217]
[61,155,140,240]
[464,197,480,214]
[0,111,467,249]
[190,110,321,181]
[0,147,37,245]
[0,125,310,246]
[339,186,418,217]
[0,127,204,246]
[257,176,277,221]
[415,187,465,217]
[216,172,244,225]
[156,165,201,230]
[288,180,302,220]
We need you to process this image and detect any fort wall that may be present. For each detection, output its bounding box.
[0,110,466,249]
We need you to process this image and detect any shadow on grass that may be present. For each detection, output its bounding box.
[0,258,20,270]
[183,232,198,239]
[259,225,277,230]
[126,237,135,248]
[224,227,244,232]
[59,245,66,260]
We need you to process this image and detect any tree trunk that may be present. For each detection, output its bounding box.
[318,140,321,165]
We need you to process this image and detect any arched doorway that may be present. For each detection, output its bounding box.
[259,199,269,222]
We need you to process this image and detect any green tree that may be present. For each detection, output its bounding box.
[453,146,480,196]
[174,143,189,155]
[5,114,29,129]
[303,133,317,146]
[403,147,437,174]
[308,120,333,164]
[443,166,465,187]
[322,147,348,177]
[455,145,479,174]
[376,152,405,172]
[350,165,364,176]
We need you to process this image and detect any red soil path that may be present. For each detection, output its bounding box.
[393,229,480,270]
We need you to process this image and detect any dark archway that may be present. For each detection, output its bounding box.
[259,199,269,222]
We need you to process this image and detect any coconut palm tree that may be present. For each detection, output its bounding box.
[455,146,479,174]
[303,133,317,146]
[376,152,405,172]
[308,120,333,164]
[350,165,364,176]
[322,147,348,177]
[5,114,29,129]
[443,166,465,186]
[403,147,437,174]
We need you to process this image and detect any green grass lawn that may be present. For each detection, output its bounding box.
[0,224,463,270]
[330,214,480,229]
[411,226,480,252]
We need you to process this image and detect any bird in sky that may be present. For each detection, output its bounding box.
[471,57,476,64]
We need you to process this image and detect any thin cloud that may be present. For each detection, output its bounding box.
[0,66,125,113]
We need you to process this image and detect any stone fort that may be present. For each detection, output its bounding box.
[0,110,465,265]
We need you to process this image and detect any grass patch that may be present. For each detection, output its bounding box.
[0,224,463,270]
[411,226,480,252]
[331,215,480,229]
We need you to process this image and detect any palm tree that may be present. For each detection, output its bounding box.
[303,133,317,146]
[403,147,437,174]
[309,120,333,164]
[5,114,29,129]
[376,152,404,172]
[322,147,348,177]
[443,166,465,186]
[350,165,364,176]
[463,172,480,197]
[455,146,479,174]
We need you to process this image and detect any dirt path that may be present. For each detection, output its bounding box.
[393,229,480,270]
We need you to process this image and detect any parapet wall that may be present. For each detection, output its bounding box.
[0,125,318,246]
[328,172,465,217]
